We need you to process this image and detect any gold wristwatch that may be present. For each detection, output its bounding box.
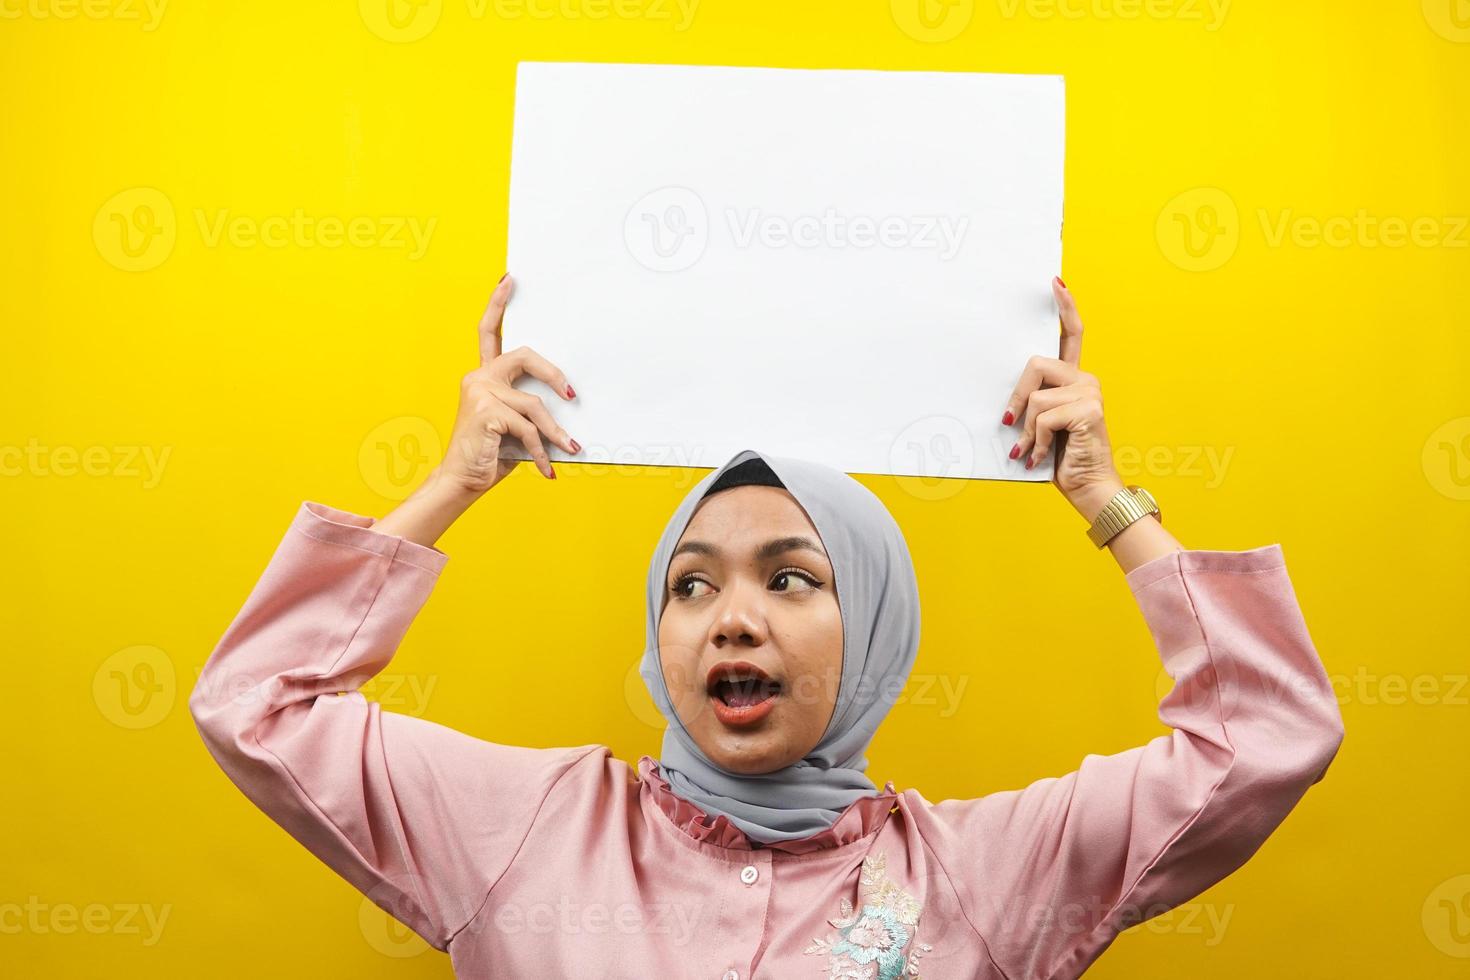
[1086,485,1162,549]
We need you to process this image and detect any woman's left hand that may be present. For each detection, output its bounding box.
[1001,277,1128,522]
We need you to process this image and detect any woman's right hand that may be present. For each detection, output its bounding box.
[443,273,581,494]
[370,274,581,547]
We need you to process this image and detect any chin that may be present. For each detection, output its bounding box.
[703,732,800,776]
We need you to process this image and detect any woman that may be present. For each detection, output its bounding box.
[190,275,1344,979]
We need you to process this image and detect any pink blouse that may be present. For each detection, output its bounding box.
[190,501,1344,979]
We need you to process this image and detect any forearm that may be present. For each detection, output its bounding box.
[371,466,483,548]
[1070,478,1184,575]
[190,502,448,745]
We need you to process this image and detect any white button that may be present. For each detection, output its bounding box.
[739,864,759,885]
[722,971,739,980]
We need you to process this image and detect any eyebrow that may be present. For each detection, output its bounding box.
[671,536,827,564]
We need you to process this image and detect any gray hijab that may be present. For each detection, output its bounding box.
[638,448,921,845]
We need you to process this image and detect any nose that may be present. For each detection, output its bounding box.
[708,579,768,648]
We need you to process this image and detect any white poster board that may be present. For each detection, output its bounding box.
[504,61,1064,481]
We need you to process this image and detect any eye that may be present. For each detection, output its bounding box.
[669,573,713,600]
[668,568,825,600]
[770,567,824,594]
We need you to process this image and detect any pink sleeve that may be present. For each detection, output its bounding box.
[188,501,597,949]
[908,544,1345,980]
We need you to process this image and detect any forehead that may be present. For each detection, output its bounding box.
[679,485,824,548]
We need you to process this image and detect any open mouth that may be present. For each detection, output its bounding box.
[709,676,782,708]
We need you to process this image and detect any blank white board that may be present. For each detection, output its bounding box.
[504,61,1064,481]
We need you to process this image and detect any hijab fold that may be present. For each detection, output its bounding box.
[638,448,921,844]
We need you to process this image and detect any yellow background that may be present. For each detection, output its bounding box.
[4,0,1468,975]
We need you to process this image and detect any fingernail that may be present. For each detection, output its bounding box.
[565,384,576,399]
[570,439,581,453]
[1001,410,1015,426]
[1056,277,1067,289]
[498,272,508,284]
[1025,456,1036,470]
[549,464,557,480]
[1009,443,1021,460]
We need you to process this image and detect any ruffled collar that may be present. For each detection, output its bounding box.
[636,754,898,853]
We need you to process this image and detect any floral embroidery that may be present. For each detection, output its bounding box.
[803,852,934,979]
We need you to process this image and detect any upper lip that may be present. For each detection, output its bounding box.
[706,660,779,694]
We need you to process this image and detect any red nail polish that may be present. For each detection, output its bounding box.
[549,465,556,479]
[1001,410,1015,426]
[1057,277,1067,289]
[1009,443,1021,460]
[1025,456,1035,470]
[570,439,581,453]
[566,384,576,399]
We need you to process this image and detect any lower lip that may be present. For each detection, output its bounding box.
[709,690,779,727]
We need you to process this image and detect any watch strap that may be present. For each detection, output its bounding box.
[1086,485,1160,549]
